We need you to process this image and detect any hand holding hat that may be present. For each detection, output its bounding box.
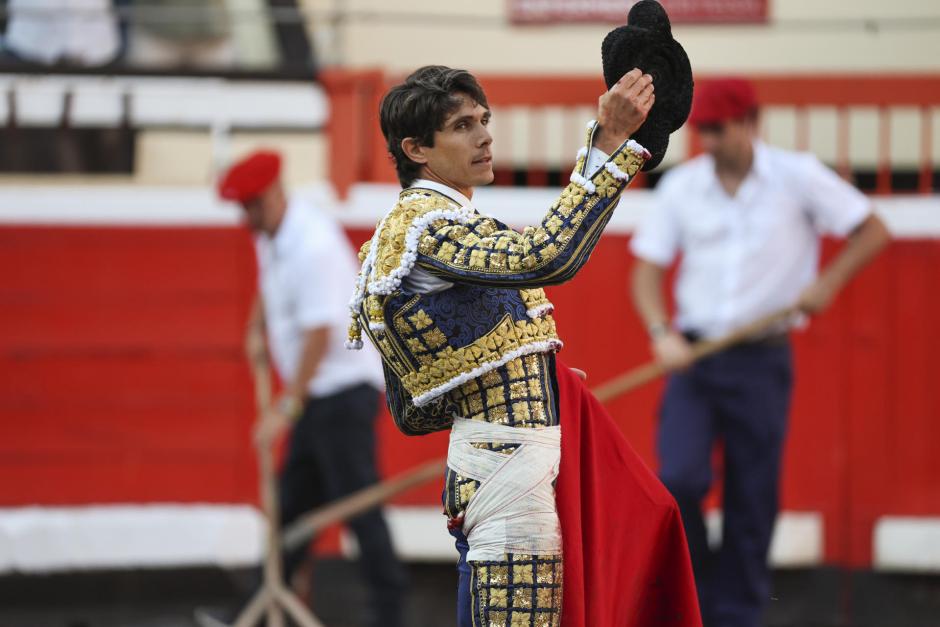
[601,0,694,170]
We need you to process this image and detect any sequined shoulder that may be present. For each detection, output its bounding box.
[357,239,372,263]
[346,188,474,349]
[366,189,470,294]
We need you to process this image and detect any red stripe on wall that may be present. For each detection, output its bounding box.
[1,226,939,567]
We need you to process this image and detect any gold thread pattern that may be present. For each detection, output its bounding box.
[469,553,563,626]
[398,315,558,402]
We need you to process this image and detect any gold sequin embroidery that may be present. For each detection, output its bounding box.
[399,315,558,403]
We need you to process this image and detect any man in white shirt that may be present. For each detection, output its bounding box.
[630,78,890,627]
[214,150,406,627]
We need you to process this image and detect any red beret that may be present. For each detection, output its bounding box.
[688,78,758,126]
[217,150,282,202]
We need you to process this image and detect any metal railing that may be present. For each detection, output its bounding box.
[323,72,940,196]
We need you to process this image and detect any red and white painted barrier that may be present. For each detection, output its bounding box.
[1,184,938,573]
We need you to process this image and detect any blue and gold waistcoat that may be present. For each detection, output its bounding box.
[347,121,648,438]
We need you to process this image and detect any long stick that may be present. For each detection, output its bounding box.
[229,328,323,627]
[592,306,798,403]
[249,345,285,627]
[280,306,797,553]
[282,457,446,552]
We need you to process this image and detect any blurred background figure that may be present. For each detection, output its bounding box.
[1,0,120,66]
[121,0,314,72]
[206,150,407,627]
[124,0,235,70]
[629,78,890,627]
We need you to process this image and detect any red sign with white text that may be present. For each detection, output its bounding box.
[509,0,768,24]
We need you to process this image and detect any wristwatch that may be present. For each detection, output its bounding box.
[277,395,303,420]
[647,321,670,341]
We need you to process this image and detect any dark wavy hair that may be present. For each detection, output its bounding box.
[379,65,489,187]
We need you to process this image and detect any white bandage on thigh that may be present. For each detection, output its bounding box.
[447,418,562,561]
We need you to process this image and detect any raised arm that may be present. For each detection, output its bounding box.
[414,130,648,287]
[414,70,654,288]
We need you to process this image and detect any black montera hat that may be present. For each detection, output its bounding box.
[601,0,694,170]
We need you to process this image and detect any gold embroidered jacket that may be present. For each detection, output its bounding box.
[347,121,648,436]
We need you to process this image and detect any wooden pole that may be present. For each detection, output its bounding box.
[279,306,799,555]
[592,306,798,403]
[230,329,323,627]
[283,457,445,552]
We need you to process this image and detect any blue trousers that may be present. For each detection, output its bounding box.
[658,342,792,627]
[450,527,473,627]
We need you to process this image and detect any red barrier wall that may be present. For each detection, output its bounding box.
[1,225,938,568]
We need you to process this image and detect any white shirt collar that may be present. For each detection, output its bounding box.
[410,178,473,208]
[751,140,773,181]
[702,140,771,196]
[258,197,301,256]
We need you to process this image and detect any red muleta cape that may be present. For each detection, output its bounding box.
[554,359,702,627]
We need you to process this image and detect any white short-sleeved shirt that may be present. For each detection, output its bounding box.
[255,198,384,397]
[630,141,871,339]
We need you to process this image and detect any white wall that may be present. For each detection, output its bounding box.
[299,0,940,74]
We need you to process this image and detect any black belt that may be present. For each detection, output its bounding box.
[682,330,790,348]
